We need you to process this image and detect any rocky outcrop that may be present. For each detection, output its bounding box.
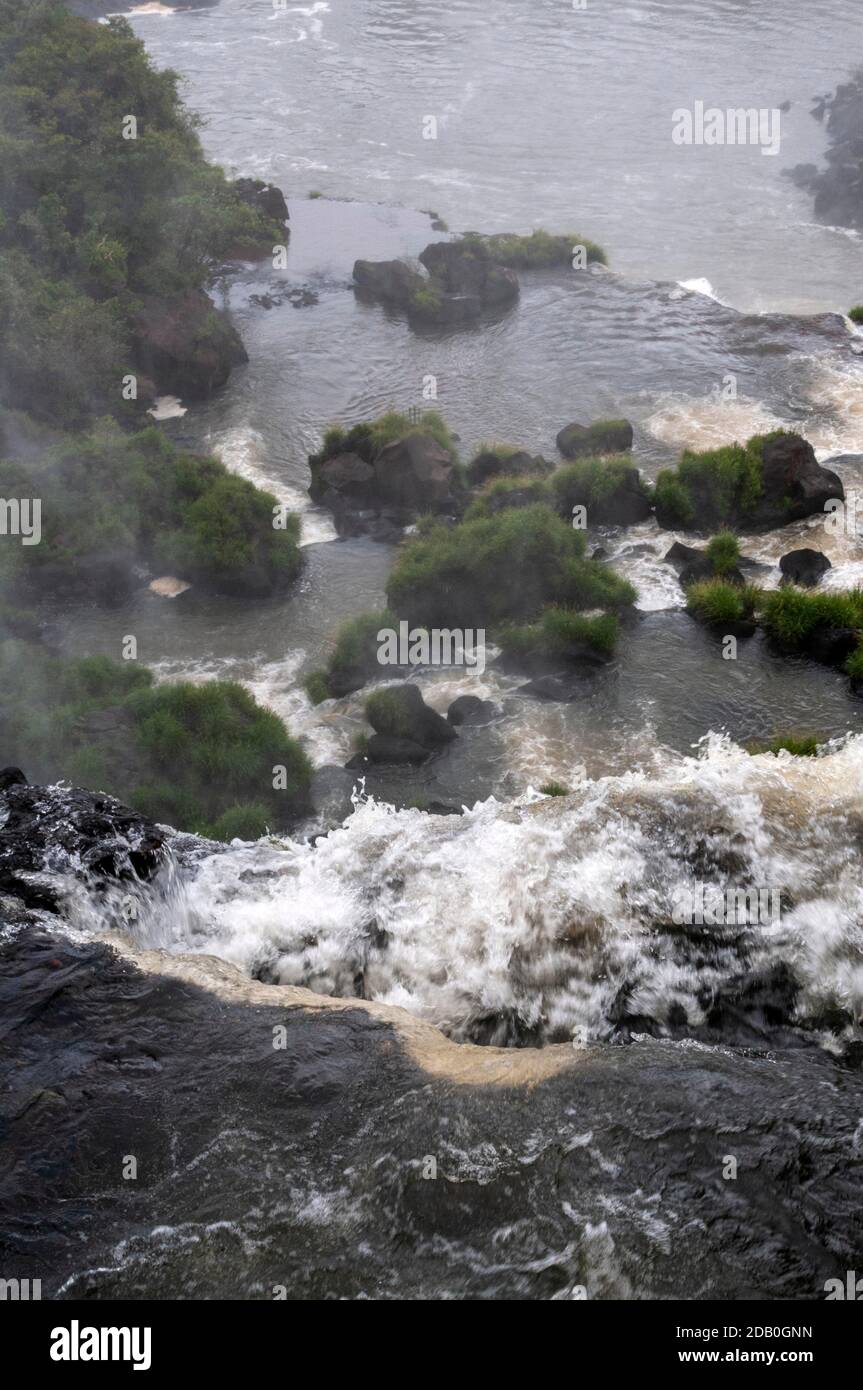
[353,258,424,304]
[0,773,168,910]
[233,176,289,226]
[467,447,552,487]
[353,236,520,329]
[359,684,458,764]
[556,460,651,526]
[132,290,248,400]
[664,541,745,589]
[418,241,520,309]
[447,695,500,726]
[310,433,459,536]
[556,419,634,460]
[779,548,832,587]
[750,434,844,529]
[786,76,863,231]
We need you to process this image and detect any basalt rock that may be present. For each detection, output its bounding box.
[556,419,634,460]
[779,548,832,587]
[750,434,844,529]
[418,240,520,309]
[366,684,458,751]
[131,290,248,400]
[233,177,289,226]
[353,258,425,305]
[447,695,500,726]
[0,778,169,910]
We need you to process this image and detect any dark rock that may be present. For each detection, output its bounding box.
[665,542,704,569]
[779,548,832,587]
[447,695,500,726]
[802,626,860,667]
[309,452,376,505]
[372,434,457,513]
[751,434,844,529]
[556,419,634,459]
[366,734,431,764]
[233,177,289,225]
[131,290,247,400]
[0,781,168,910]
[557,460,650,526]
[407,292,482,328]
[353,258,424,305]
[517,672,597,701]
[468,448,552,487]
[418,240,520,309]
[309,765,356,825]
[367,683,457,749]
[0,767,27,791]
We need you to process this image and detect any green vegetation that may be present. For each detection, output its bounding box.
[551,454,646,513]
[849,305,863,324]
[310,410,457,469]
[747,733,821,757]
[308,190,323,199]
[364,687,417,739]
[468,229,607,268]
[465,474,551,517]
[757,587,863,649]
[0,421,301,597]
[685,579,758,625]
[653,433,789,528]
[0,641,311,838]
[705,531,742,576]
[539,781,569,797]
[846,643,863,681]
[0,0,282,428]
[499,608,619,661]
[387,503,635,629]
[305,609,395,701]
[409,286,445,317]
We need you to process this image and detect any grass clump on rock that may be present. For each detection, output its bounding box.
[747,733,821,757]
[468,230,607,268]
[310,410,457,468]
[654,437,768,529]
[465,474,552,518]
[305,609,396,701]
[0,641,312,839]
[386,503,635,629]
[757,587,863,649]
[499,608,620,663]
[849,306,863,324]
[705,531,742,576]
[539,781,569,797]
[686,579,759,625]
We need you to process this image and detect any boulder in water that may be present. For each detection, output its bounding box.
[447,695,500,726]
[556,418,634,459]
[779,548,831,587]
[131,290,247,400]
[365,683,457,750]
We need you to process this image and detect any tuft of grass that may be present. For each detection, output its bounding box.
[310,410,457,468]
[468,229,607,268]
[308,190,323,199]
[552,454,646,513]
[539,781,569,797]
[705,531,741,576]
[499,607,620,661]
[849,305,863,324]
[686,579,758,625]
[846,642,863,681]
[746,733,821,757]
[304,671,331,706]
[652,431,800,528]
[757,587,863,648]
[465,474,551,518]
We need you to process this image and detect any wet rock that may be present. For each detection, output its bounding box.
[366,734,432,764]
[309,452,376,505]
[309,765,356,825]
[447,695,500,726]
[232,176,289,226]
[751,433,845,529]
[517,672,597,701]
[779,548,832,587]
[556,418,634,460]
[353,258,424,305]
[131,290,247,400]
[418,240,520,309]
[801,626,860,667]
[366,683,457,750]
[372,434,458,513]
[0,780,168,908]
[556,458,651,526]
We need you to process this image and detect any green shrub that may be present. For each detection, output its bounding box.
[304,671,331,706]
[849,306,863,324]
[0,421,301,597]
[310,410,457,469]
[551,454,646,514]
[0,639,311,838]
[652,470,695,527]
[465,474,551,518]
[206,803,274,841]
[757,587,863,648]
[364,687,416,738]
[705,531,741,575]
[686,579,758,625]
[499,607,620,662]
[653,432,804,529]
[468,229,607,268]
[386,503,635,629]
